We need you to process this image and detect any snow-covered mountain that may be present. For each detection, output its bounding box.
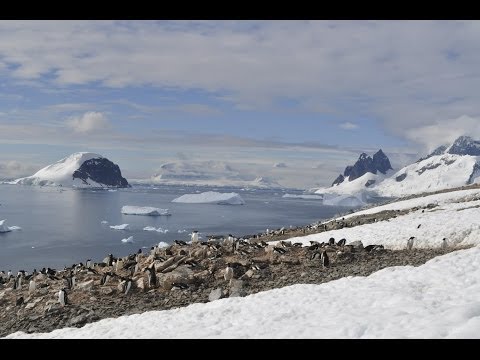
[314,136,480,201]
[11,152,130,188]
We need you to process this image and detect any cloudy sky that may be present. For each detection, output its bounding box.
[0,20,479,188]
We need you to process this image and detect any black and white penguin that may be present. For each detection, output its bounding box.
[100,272,112,286]
[321,251,330,268]
[328,238,335,246]
[28,279,36,293]
[310,251,321,261]
[308,243,319,251]
[364,245,376,252]
[145,266,157,288]
[86,259,92,269]
[407,236,415,250]
[174,240,187,246]
[273,247,287,254]
[191,230,199,243]
[293,242,303,247]
[58,288,68,306]
[224,263,234,281]
[442,238,448,250]
[337,239,347,247]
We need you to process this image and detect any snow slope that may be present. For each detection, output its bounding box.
[7,245,480,339]
[373,154,480,197]
[12,152,106,187]
[172,191,245,205]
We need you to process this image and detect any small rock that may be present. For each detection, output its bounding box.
[100,287,114,295]
[208,288,223,302]
[349,240,364,250]
[77,280,94,291]
[241,269,254,279]
[69,314,88,326]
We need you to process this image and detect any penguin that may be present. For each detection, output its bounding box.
[174,240,187,246]
[224,263,234,281]
[321,251,330,268]
[310,251,321,261]
[28,279,36,293]
[308,243,319,251]
[100,272,111,286]
[58,288,68,306]
[337,239,347,247]
[86,259,92,268]
[123,278,133,295]
[442,238,448,250]
[191,230,199,243]
[145,267,157,288]
[273,247,287,254]
[364,245,376,252]
[417,224,421,229]
[171,282,188,290]
[293,242,303,247]
[115,259,124,272]
[328,237,335,246]
[407,236,415,250]
[106,254,114,266]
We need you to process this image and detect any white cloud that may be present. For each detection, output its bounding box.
[339,122,359,130]
[66,111,111,134]
[0,160,38,179]
[405,115,480,152]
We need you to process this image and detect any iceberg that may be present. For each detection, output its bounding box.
[0,219,21,233]
[110,224,130,230]
[121,236,134,243]
[121,206,171,216]
[172,191,245,205]
[143,226,169,234]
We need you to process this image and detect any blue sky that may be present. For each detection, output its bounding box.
[1,20,480,188]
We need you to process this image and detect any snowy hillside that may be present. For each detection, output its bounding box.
[374,153,480,197]
[11,152,129,188]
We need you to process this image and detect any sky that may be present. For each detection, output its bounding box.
[1,20,480,188]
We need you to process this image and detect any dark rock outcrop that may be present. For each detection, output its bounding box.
[332,174,345,186]
[331,150,393,186]
[448,136,480,156]
[72,158,130,188]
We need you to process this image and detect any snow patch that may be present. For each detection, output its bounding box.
[121,236,134,243]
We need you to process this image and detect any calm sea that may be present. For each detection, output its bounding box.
[0,184,359,272]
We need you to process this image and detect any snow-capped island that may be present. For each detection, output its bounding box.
[121,206,171,216]
[172,191,245,205]
[11,152,130,188]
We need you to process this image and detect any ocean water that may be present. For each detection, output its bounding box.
[0,184,358,272]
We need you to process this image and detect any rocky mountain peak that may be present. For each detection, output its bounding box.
[331,150,392,186]
[447,136,480,156]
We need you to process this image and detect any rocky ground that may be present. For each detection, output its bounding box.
[0,234,469,337]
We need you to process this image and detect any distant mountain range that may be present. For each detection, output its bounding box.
[312,136,480,204]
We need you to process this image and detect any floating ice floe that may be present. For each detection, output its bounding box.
[143,226,169,234]
[0,219,21,233]
[101,220,109,225]
[172,191,245,205]
[121,236,134,243]
[121,206,171,216]
[110,224,130,230]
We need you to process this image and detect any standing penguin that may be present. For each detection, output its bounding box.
[224,263,234,281]
[406,236,415,251]
[328,237,335,246]
[191,230,199,243]
[100,272,111,286]
[86,259,92,269]
[145,266,157,288]
[442,238,448,250]
[321,251,330,268]
[58,288,68,306]
[28,279,36,294]
[124,279,132,295]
